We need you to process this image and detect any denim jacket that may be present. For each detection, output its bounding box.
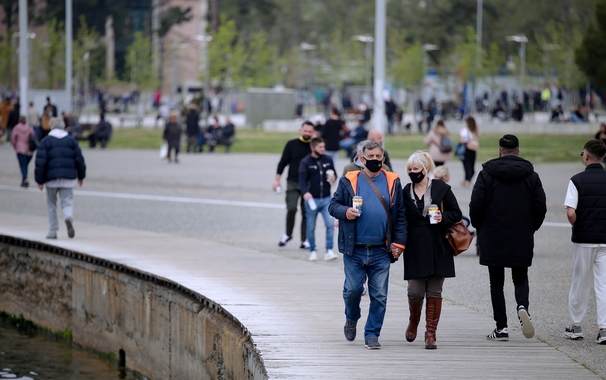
[329,169,407,256]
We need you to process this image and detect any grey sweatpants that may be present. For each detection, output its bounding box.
[46,187,74,232]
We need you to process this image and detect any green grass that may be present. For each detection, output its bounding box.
[100,128,593,163]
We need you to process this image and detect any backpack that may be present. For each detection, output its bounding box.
[439,135,453,153]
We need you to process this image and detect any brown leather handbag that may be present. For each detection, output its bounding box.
[441,202,473,256]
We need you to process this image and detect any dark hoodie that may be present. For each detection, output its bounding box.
[469,155,547,268]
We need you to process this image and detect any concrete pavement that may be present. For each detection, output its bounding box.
[0,145,604,379]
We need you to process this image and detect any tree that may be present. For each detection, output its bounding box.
[72,16,101,92]
[125,31,157,90]
[159,6,193,37]
[30,18,65,89]
[0,32,16,89]
[390,42,424,90]
[575,1,606,90]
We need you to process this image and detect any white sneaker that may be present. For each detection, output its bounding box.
[300,240,310,249]
[324,249,338,261]
[309,250,318,261]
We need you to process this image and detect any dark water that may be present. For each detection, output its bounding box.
[0,324,145,380]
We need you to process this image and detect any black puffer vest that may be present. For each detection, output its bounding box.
[571,163,606,244]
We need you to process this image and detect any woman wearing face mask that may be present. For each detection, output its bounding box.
[402,150,462,349]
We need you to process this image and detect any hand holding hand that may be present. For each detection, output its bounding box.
[390,244,404,259]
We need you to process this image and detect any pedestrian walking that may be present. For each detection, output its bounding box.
[402,151,462,349]
[0,98,13,141]
[10,116,36,187]
[35,117,86,239]
[321,107,346,164]
[459,116,479,187]
[469,134,547,341]
[273,121,315,249]
[298,137,338,261]
[424,120,453,167]
[563,139,606,344]
[163,112,182,163]
[342,140,391,176]
[329,141,407,349]
[186,104,201,153]
[27,102,40,136]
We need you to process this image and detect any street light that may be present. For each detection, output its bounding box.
[300,42,317,116]
[83,51,90,107]
[506,34,528,92]
[352,35,374,103]
[195,34,213,118]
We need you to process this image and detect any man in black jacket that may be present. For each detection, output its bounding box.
[563,139,606,344]
[35,117,86,239]
[470,134,546,341]
[273,121,315,248]
[185,104,201,152]
[298,137,338,261]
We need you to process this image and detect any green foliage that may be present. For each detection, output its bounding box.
[390,42,424,89]
[125,31,158,90]
[576,1,606,90]
[31,18,66,89]
[72,16,100,91]
[159,6,193,38]
[207,17,280,89]
[0,32,16,89]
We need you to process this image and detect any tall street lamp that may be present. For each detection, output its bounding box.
[352,35,374,103]
[300,42,317,116]
[195,34,213,117]
[506,34,528,92]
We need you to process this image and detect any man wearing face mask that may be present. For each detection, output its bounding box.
[329,140,408,350]
[299,137,338,261]
[273,121,315,248]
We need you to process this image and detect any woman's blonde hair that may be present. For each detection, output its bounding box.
[406,150,435,174]
[433,165,449,180]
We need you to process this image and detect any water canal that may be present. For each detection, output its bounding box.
[0,322,143,380]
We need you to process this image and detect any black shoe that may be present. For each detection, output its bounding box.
[364,337,381,349]
[65,219,75,238]
[22,179,29,188]
[344,320,357,341]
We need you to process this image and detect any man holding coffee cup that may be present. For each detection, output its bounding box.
[329,141,408,350]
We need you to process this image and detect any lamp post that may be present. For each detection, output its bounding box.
[352,35,374,103]
[373,0,386,133]
[83,51,90,107]
[300,42,317,116]
[195,34,213,118]
[506,34,528,93]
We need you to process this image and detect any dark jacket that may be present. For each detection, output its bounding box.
[470,155,547,268]
[94,120,112,139]
[570,163,606,244]
[276,138,311,183]
[35,131,86,184]
[402,179,461,279]
[298,153,336,199]
[321,118,345,151]
[163,121,182,148]
[186,110,200,136]
[329,169,407,257]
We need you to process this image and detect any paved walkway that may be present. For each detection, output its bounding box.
[0,212,601,380]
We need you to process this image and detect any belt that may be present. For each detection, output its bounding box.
[355,244,386,248]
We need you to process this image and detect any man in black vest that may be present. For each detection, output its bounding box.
[470,134,547,341]
[564,139,606,344]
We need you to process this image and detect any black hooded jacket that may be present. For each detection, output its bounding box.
[470,155,547,268]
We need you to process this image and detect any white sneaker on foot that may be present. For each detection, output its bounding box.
[517,306,534,339]
[300,240,310,249]
[324,249,337,261]
[309,250,318,261]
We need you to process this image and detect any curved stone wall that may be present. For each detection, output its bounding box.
[0,235,268,380]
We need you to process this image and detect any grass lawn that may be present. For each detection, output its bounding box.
[102,128,594,163]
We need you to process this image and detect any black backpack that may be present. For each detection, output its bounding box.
[439,135,453,153]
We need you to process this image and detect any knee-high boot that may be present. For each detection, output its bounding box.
[425,298,442,349]
[405,299,423,342]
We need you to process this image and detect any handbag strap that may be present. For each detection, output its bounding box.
[360,170,394,234]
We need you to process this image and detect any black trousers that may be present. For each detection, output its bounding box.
[462,149,476,181]
[488,266,529,330]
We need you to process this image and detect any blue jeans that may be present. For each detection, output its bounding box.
[343,244,391,339]
[16,153,32,180]
[304,196,334,252]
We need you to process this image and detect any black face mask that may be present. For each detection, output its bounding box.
[409,171,425,183]
[364,159,383,173]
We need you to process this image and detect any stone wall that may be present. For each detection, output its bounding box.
[0,237,267,380]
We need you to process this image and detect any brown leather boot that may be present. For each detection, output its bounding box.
[424,298,443,349]
[405,299,423,342]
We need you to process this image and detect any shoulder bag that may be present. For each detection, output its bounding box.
[29,132,39,152]
[441,202,473,256]
[360,170,397,263]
